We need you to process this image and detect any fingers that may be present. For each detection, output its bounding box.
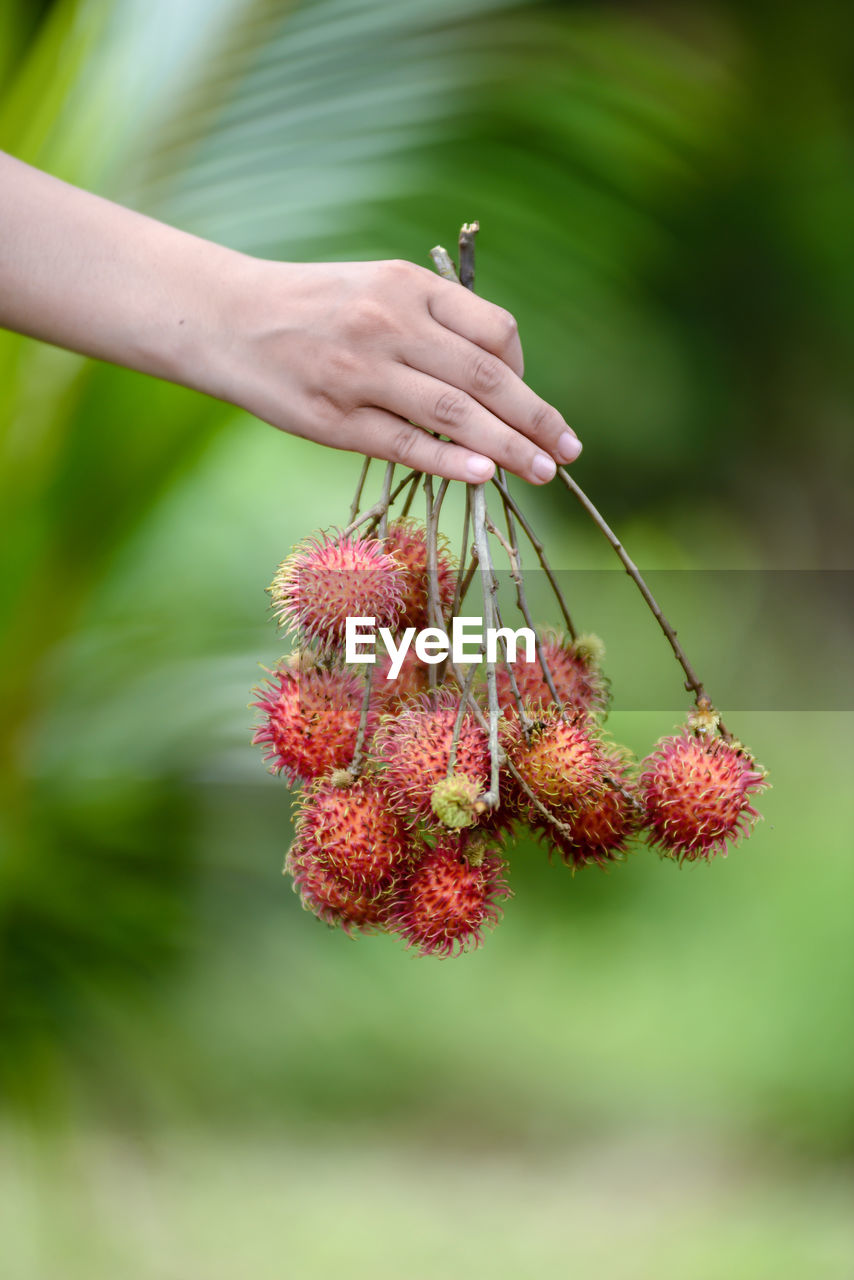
[381,365,567,486]
[343,405,496,484]
[427,276,525,378]
[406,326,582,466]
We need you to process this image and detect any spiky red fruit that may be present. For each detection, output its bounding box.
[390,834,511,957]
[270,530,405,649]
[295,777,413,895]
[639,732,767,861]
[496,632,609,720]
[372,688,492,823]
[535,759,641,869]
[252,664,373,784]
[507,705,608,815]
[384,518,457,628]
[286,840,391,934]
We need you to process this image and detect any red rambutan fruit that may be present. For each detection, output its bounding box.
[270,530,405,650]
[286,840,391,934]
[383,518,457,629]
[639,732,768,861]
[507,704,609,816]
[372,688,492,823]
[534,758,641,869]
[389,833,511,957]
[495,630,609,721]
[295,776,414,896]
[252,664,373,784]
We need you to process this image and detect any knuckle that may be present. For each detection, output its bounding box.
[391,425,419,465]
[383,257,416,283]
[348,296,396,339]
[434,390,469,429]
[530,400,561,437]
[469,352,503,396]
[430,439,452,476]
[501,435,533,473]
[310,389,341,423]
[327,345,362,383]
[495,306,519,347]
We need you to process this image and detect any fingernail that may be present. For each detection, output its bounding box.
[466,454,494,481]
[532,453,557,483]
[557,430,582,463]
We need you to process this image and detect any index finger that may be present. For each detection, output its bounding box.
[427,277,525,379]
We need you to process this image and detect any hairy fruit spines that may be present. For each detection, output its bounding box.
[495,629,609,721]
[372,688,492,825]
[270,529,405,650]
[535,757,642,869]
[286,841,393,934]
[507,704,609,817]
[639,732,768,861]
[294,776,414,896]
[251,664,374,784]
[384,518,457,629]
[389,834,511,957]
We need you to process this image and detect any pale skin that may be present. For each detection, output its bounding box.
[0,152,582,484]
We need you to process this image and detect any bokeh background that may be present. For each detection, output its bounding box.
[1,1,853,1276]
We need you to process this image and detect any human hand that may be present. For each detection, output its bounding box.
[0,154,580,483]
[216,257,582,485]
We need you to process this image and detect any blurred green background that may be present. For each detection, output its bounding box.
[1,1,852,1276]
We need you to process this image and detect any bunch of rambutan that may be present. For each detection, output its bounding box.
[251,504,768,960]
[252,521,515,957]
[253,226,771,955]
[254,224,773,953]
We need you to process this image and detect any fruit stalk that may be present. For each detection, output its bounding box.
[471,481,501,806]
[348,455,371,524]
[343,466,419,537]
[556,466,729,737]
[347,661,375,781]
[490,472,576,640]
[485,487,564,725]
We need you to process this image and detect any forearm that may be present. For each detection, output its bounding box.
[0,151,246,394]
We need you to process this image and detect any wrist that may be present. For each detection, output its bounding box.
[142,238,262,403]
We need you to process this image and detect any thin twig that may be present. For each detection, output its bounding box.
[444,656,574,839]
[487,496,565,721]
[455,549,478,611]
[458,221,480,291]
[602,770,646,818]
[348,663,375,780]
[430,245,459,281]
[484,515,514,563]
[437,484,472,684]
[483,500,532,732]
[424,474,444,691]
[493,600,533,739]
[490,474,576,640]
[556,466,729,736]
[377,461,395,539]
[446,660,479,777]
[398,470,422,520]
[471,483,500,806]
[433,477,451,534]
[450,485,472,621]
[343,467,419,538]
[348,456,371,526]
